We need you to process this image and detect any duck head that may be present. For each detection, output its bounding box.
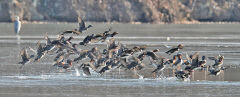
[177,44,183,49]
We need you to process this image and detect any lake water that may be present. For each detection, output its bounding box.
[0,23,240,97]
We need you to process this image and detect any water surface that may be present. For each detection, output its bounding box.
[0,23,240,97]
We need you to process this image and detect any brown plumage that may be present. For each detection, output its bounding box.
[18,48,34,68]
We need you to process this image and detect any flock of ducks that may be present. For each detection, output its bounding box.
[18,17,228,81]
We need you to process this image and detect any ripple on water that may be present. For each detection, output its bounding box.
[1,73,240,87]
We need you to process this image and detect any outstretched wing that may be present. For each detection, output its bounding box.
[62,31,71,34]
[147,52,159,60]
[37,41,44,53]
[208,56,218,63]
[108,38,116,50]
[83,35,90,43]
[44,32,51,45]
[208,57,217,61]
[191,52,199,59]
[78,17,85,31]
[191,52,199,66]
[185,53,191,62]
[28,47,37,54]
[20,48,28,61]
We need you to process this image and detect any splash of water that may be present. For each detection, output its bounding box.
[184,78,191,82]
[75,68,80,76]
[82,72,87,77]
[136,73,144,79]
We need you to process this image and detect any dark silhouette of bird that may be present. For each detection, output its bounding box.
[165,44,183,55]
[62,29,82,35]
[18,47,34,68]
[78,17,93,32]
[34,42,46,62]
[79,34,95,46]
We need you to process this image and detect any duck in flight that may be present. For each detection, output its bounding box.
[78,17,93,33]
[61,17,92,35]
[18,47,34,68]
[62,29,82,35]
[165,44,183,55]
[209,55,224,69]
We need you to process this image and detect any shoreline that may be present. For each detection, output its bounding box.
[1,21,240,24]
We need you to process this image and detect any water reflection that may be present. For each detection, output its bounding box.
[16,35,20,45]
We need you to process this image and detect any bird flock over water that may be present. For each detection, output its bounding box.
[18,17,228,81]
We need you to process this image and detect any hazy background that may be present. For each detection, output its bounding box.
[1,0,240,23]
[1,1,240,97]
